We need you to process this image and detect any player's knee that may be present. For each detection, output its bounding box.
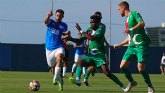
[138,69,144,73]
[120,65,126,70]
[88,66,94,71]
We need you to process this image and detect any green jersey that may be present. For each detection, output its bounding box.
[82,27,105,56]
[125,11,150,46]
[85,23,106,55]
[87,23,106,31]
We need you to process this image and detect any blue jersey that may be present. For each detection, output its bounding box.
[74,41,85,55]
[46,19,67,50]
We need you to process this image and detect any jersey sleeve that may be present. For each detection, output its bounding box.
[46,19,54,27]
[134,12,144,23]
[86,25,92,31]
[94,28,104,39]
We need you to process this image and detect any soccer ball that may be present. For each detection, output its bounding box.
[69,77,75,84]
[28,80,40,91]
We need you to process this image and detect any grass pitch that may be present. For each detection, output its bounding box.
[0,71,165,93]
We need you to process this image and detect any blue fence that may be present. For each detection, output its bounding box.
[0,43,164,74]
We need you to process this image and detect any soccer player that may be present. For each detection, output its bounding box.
[114,1,155,93]
[67,15,128,92]
[160,52,165,74]
[44,9,70,91]
[71,33,86,77]
[83,11,110,86]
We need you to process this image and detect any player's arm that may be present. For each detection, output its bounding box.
[73,44,83,48]
[44,11,53,25]
[133,12,145,30]
[123,12,145,34]
[75,23,96,41]
[68,37,86,43]
[114,36,129,49]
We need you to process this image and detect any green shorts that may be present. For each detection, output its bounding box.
[82,52,106,67]
[122,45,149,63]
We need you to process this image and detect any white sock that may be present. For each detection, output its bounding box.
[84,78,87,82]
[53,67,61,82]
[63,67,67,76]
[71,64,77,73]
[82,67,86,75]
[76,77,80,83]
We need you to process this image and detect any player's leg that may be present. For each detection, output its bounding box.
[83,65,94,86]
[160,65,164,74]
[163,65,165,74]
[62,49,69,77]
[137,46,154,93]
[137,63,155,93]
[75,59,84,86]
[82,67,86,76]
[100,64,127,92]
[71,54,79,76]
[55,53,64,91]
[63,60,68,77]
[120,60,135,83]
[46,49,57,85]
[120,47,137,91]
[120,60,137,92]
[53,48,65,91]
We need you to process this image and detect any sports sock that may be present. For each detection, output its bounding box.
[71,64,76,73]
[82,67,86,75]
[76,66,82,79]
[84,69,91,80]
[141,71,152,87]
[121,68,134,82]
[108,73,124,87]
[63,67,67,76]
[54,67,61,82]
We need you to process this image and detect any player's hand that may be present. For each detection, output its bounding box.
[113,44,121,49]
[123,29,130,34]
[75,23,81,31]
[48,11,53,17]
[65,31,71,35]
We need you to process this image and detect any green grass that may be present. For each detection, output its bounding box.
[0,71,165,93]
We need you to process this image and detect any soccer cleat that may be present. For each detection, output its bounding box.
[75,82,81,86]
[53,79,57,85]
[69,77,75,84]
[84,80,89,86]
[122,85,127,92]
[125,81,137,92]
[75,79,81,86]
[148,86,155,93]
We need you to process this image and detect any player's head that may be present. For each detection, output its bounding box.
[94,11,102,23]
[78,33,82,38]
[55,9,64,22]
[118,1,130,17]
[163,52,165,56]
[90,15,101,30]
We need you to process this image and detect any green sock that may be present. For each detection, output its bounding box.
[76,66,82,79]
[109,74,124,87]
[122,68,134,82]
[141,71,152,87]
[84,69,91,80]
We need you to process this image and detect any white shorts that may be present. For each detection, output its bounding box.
[46,47,65,67]
[74,54,85,62]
